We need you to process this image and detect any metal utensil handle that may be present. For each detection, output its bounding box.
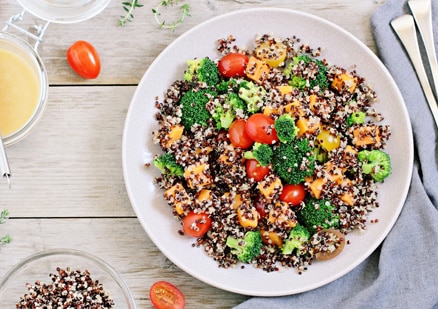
[391,14,438,128]
[0,134,11,188]
[408,0,438,99]
[2,10,50,51]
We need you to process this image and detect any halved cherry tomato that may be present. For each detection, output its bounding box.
[316,129,341,152]
[255,41,287,68]
[218,53,249,78]
[254,195,268,218]
[246,159,270,181]
[150,281,185,309]
[66,40,101,79]
[245,113,278,144]
[313,229,346,261]
[228,119,254,149]
[280,183,306,206]
[182,211,212,238]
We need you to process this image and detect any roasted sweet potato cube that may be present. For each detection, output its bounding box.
[164,183,190,215]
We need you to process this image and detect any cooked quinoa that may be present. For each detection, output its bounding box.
[151,34,391,273]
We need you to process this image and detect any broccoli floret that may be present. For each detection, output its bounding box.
[347,111,366,127]
[226,231,262,263]
[184,57,220,86]
[211,93,246,129]
[243,142,273,166]
[281,224,310,255]
[180,88,216,129]
[272,138,315,184]
[285,55,329,91]
[358,150,391,182]
[153,153,184,177]
[290,76,307,90]
[274,114,299,143]
[238,81,266,113]
[298,198,340,234]
[216,79,239,94]
[314,145,328,163]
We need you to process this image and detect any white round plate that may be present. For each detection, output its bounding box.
[122,8,413,296]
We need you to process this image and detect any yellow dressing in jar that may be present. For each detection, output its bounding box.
[0,48,40,137]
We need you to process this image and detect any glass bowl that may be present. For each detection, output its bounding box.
[16,0,111,23]
[0,32,48,146]
[0,249,136,308]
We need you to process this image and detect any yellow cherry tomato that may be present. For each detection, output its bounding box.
[255,41,287,68]
[317,129,341,151]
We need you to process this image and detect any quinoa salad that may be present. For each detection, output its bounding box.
[151,34,391,273]
[16,267,115,308]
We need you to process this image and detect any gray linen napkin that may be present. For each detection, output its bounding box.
[234,0,438,308]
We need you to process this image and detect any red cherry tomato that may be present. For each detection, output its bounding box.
[218,53,249,78]
[228,119,254,149]
[150,281,185,309]
[182,211,212,238]
[254,195,268,218]
[280,184,306,206]
[245,113,278,144]
[246,159,270,181]
[66,40,101,79]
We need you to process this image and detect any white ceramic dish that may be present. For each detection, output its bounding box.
[122,8,413,296]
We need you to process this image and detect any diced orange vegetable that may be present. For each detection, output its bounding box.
[340,192,355,206]
[277,85,293,96]
[305,161,345,199]
[232,193,244,209]
[331,73,358,93]
[237,205,259,228]
[196,189,212,203]
[195,146,212,155]
[246,56,270,84]
[309,94,318,113]
[164,183,190,215]
[218,144,237,165]
[258,176,283,200]
[345,145,357,155]
[165,124,184,148]
[260,229,283,247]
[268,201,297,229]
[184,163,213,189]
[284,101,306,118]
[296,117,321,136]
[306,177,325,199]
[352,125,381,147]
[263,105,282,116]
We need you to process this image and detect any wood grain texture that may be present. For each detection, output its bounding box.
[0,219,249,308]
[0,0,386,307]
[1,0,384,85]
[0,86,136,217]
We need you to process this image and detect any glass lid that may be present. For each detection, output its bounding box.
[16,0,111,23]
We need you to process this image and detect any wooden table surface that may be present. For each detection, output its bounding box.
[0,0,386,307]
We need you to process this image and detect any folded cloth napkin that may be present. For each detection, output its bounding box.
[234,0,438,308]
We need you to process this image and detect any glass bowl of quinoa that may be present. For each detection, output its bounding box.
[0,248,136,308]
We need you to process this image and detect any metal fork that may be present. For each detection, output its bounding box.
[390,0,438,128]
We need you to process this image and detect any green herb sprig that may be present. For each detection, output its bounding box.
[119,0,144,26]
[0,209,11,247]
[152,0,191,31]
